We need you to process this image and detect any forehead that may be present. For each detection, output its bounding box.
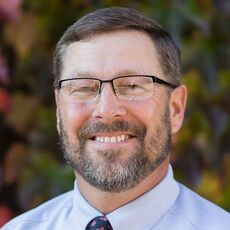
[61,30,164,79]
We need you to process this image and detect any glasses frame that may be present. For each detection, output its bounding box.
[56,74,178,88]
[54,75,179,101]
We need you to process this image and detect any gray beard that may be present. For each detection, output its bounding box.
[58,106,172,193]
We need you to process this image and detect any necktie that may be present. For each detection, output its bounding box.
[86,216,113,230]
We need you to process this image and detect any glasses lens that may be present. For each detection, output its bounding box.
[61,79,100,101]
[114,76,153,99]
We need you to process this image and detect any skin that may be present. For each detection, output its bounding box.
[55,30,187,214]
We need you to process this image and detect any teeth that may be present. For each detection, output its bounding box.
[104,137,108,143]
[110,137,116,143]
[95,135,129,143]
[117,136,121,142]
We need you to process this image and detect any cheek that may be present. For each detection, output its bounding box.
[127,100,160,127]
[128,97,169,140]
[58,100,91,136]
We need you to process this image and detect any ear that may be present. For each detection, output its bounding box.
[169,85,187,135]
[54,90,61,134]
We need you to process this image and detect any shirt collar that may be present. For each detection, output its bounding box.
[73,165,179,230]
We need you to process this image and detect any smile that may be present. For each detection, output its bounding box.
[94,135,130,143]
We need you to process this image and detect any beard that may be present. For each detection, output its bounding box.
[58,105,172,193]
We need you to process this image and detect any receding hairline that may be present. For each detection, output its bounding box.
[67,27,161,43]
[59,29,166,79]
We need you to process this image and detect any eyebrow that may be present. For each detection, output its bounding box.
[63,69,144,79]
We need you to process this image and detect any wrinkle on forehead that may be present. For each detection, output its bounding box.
[61,69,153,80]
[61,30,164,80]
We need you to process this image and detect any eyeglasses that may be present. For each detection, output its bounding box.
[54,75,179,102]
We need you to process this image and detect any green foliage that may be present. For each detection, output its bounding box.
[19,152,74,210]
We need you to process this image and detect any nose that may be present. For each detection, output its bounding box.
[92,83,127,122]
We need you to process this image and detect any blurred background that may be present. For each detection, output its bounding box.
[0,0,230,226]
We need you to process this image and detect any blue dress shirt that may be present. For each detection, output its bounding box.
[2,166,230,229]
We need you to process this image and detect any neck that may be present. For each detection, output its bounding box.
[75,159,170,214]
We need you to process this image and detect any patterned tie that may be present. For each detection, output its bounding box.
[86,216,113,230]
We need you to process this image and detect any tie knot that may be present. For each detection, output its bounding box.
[86,216,113,230]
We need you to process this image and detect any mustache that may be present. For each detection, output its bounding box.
[77,120,146,140]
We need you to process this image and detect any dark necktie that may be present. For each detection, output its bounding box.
[86,216,113,230]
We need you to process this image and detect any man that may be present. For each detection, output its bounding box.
[3,7,230,230]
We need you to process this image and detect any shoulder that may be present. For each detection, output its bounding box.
[169,183,230,230]
[2,190,73,229]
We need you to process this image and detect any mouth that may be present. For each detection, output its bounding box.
[90,134,134,143]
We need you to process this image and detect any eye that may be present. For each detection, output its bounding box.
[61,79,99,97]
[118,83,149,95]
[71,86,96,93]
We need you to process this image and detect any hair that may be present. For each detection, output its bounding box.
[53,7,181,86]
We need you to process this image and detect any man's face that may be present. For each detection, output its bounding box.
[55,30,180,192]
